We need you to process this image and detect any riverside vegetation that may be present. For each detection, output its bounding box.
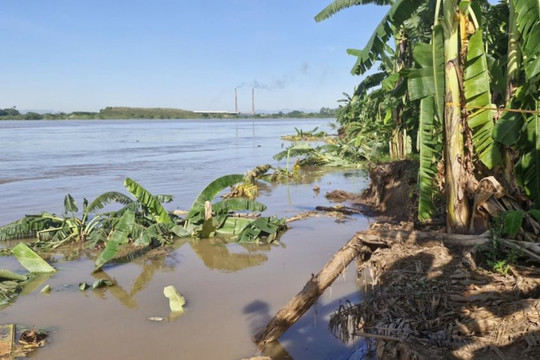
[269,0,540,358]
[0,106,338,120]
[1,0,540,357]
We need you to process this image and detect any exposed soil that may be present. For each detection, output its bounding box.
[329,161,540,359]
[325,160,424,223]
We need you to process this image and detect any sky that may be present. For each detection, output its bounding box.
[0,1,387,113]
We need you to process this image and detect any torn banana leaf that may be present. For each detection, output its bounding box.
[94,210,135,271]
[0,269,28,282]
[163,285,185,312]
[12,243,56,273]
[92,279,113,289]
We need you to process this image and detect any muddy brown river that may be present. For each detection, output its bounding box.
[0,119,369,359]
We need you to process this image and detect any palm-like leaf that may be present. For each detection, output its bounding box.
[314,0,392,22]
[417,96,440,221]
[0,214,63,241]
[513,0,540,79]
[212,198,267,215]
[124,178,172,224]
[346,0,425,75]
[408,26,444,221]
[354,72,387,95]
[94,210,135,270]
[85,191,134,214]
[273,144,319,161]
[187,174,244,220]
[63,194,78,214]
[516,107,540,207]
[464,29,501,168]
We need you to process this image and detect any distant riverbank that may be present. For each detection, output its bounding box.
[0,106,337,120]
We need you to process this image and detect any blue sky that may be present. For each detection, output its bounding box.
[0,1,387,113]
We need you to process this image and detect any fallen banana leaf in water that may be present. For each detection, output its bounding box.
[12,243,56,273]
[94,210,135,271]
[163,285,185,312]
[92,279,114,289]
[79,282,89,291]
[0,269,27,282]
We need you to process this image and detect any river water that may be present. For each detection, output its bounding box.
[0,119,370,360]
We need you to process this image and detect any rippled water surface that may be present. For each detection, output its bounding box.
[0,119,370,360]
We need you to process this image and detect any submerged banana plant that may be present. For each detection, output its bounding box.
[1,172,288,271]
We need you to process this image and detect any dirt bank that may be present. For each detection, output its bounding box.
[330,161,540,359]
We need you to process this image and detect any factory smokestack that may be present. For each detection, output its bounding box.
[235,88,238,114]
[251,88,255,115]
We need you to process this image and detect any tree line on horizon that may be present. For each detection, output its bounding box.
[0,106,338,120]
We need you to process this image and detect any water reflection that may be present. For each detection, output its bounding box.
[91,240,187,309]
[86,236,278,310]
[189,238,275,273]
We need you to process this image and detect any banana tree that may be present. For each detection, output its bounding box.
[184,173,286,242]
[493,0,540,208]
[318,0,517,232]
[317,0,427,161]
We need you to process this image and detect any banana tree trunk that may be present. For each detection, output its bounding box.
[444,1,470,233]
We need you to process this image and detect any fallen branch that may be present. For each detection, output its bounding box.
[315,205,363,215]
[253,234,367,347]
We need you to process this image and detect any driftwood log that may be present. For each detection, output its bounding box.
[253,229,491,348]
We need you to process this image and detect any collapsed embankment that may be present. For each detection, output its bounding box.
[336,161,540,359]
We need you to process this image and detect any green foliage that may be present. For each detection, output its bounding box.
[94,210,135,270]
[187,174,245,223]
[237,216,286,244]
[464,30,501,168]
[98,107,202,119]
[12,242,56,273]
[211,198,267,215]
[124,178,173,224]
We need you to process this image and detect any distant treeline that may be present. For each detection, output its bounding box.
[0,106,337,120]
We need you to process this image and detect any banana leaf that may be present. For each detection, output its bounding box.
[124,178,172,224]
[237,217,286,244]
[163,285,185,312]
[464,29,501,168]
[502,210,524,236]
[85,191,134,214]
[0,269,28,281]
[0,213,64,241]
[516,109,540,207]
[215,217,253,236]
[63,194,78,214]
[314,0,392,22]
[211,198,267,215]
[187,174,244,220]
[514,0,540,80]
[273,144,317,161]
[94,210,135,270]
[417,97,439,221]
[345,0,424,75]
[493,111,524,146]
[408,27,444,221]
[12,242,56,273]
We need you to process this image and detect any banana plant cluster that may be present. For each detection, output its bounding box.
[317,0,540,233]
[0,175,286,271]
